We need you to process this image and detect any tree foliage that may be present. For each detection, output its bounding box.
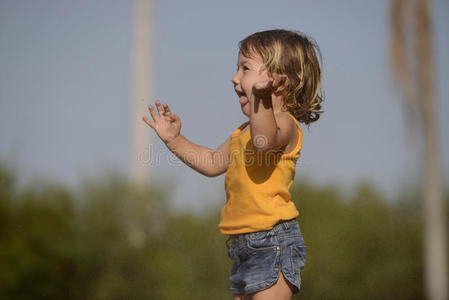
[0,164,447,299]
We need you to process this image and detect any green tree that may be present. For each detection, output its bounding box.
[1,163,447,299]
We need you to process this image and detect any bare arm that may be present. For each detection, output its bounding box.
[142,101,230,177]
[249,74,296,152]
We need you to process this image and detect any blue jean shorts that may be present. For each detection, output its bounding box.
[225,219,306,295]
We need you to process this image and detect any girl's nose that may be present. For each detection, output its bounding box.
[231,73,239,85]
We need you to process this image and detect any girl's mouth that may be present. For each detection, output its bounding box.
[236,90,249,105]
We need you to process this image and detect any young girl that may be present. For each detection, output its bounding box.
[143,29,323,300]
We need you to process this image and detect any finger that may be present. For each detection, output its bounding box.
[254,78,273,91]
[271,73,284,81]
[272,74,287,87]
[148,104,159,121]
[163,103,172,116]
[155,100,164,117]
[142,116,155,128]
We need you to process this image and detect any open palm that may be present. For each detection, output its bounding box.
[142,100,181,144]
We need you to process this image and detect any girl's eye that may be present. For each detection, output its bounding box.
[236,65,249,72]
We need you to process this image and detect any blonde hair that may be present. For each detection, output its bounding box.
[239,29,324,124]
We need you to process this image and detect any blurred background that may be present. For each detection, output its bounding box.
[0,0,448,299]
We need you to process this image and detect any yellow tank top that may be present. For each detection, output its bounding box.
[218,113,302,234]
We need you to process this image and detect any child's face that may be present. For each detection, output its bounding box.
[232,51,270,117]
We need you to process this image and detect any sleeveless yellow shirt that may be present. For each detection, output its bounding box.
[218,113,302,234]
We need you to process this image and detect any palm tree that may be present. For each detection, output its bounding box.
[390,0,448,299]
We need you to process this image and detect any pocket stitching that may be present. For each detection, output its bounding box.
[246,236,277,252]
[290,244,306,276]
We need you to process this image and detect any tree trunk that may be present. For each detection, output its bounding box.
[390,1,448,299]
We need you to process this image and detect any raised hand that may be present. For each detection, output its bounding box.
[142,100,181,144]
[252,73,287,100]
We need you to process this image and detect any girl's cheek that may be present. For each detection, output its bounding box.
[242,77,250,90]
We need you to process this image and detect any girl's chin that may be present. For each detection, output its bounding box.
[240,103,250,117]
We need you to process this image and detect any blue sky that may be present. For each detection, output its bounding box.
[0,0,448,211]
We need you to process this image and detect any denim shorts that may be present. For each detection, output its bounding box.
[225,219,306,295]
